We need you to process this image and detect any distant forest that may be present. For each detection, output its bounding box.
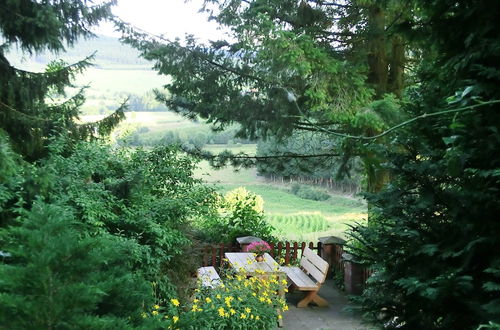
[7,35,149,67]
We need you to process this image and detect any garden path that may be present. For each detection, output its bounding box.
[280,280,374,330]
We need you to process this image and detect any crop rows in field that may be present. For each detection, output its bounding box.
[267,214,330,234]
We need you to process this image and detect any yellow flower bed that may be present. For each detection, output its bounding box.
[142,268,288,329]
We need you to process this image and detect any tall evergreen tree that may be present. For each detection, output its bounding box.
[349,0,500,328]
[0,0,124,161]
[117,0,412,193]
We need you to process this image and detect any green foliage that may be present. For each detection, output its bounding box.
[256,131,364,190]
[290,183,330,201]
[349,0,500,328]
[0,138,218,325]
[0,0,124,161]
[0,201,152,329]
[118,0,408,195]
[196,187,275,244]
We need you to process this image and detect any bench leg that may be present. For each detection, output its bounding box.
[297,291,329,308]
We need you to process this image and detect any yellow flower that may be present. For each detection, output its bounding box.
[259,297,266,302]
[153,304,160,310]
[230,308,236,315]
[218,307,226,317]
[284,288,289,293]
[250,314,254,319]
[256,315,260,320]
[240,313,247,319]
[170,298,180,307]
[205,297,212,303]
[152,310,159,315]
[173,315,179,323]
[266,298,272,304]
[193,298,199,303]
[216,294,221,299]
[191,304,198,312]
[283,305,289,311]
[252,292,256,296]
[278,314,283,319]
[245,307,251,314]
[279,257,285,264]
[281,279,288,285]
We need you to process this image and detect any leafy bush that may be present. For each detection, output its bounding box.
[290,183,330,201]
[0,201,153,329]
[195,187,275,244]
[0,138,219,324]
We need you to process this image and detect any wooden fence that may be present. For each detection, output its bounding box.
[199,241,339,272]
[197,239,372,294]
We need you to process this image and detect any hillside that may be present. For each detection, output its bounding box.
[6,35,149,68]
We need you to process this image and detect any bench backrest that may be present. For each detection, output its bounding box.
[300,247,329,285]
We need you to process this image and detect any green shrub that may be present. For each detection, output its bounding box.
[196,187,275,244]
[1,138,219,325]
[0,201,153,329]
[290,183,330,201]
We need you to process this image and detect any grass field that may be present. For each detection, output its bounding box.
[75,67,167,96]
[217,183,366,241]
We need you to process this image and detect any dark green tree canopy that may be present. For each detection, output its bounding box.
[348,0,500,328]
[118,0,410,141]
[0,0,115,53]
[0,0,123,161]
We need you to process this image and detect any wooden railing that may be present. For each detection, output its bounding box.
[268,241,323,265]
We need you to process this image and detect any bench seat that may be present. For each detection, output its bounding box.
[281,247,329,308]
[281,266,319,291]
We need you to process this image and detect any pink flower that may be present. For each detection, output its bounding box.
[245,241,271,255]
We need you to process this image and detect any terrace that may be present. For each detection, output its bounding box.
[199,236,373,329]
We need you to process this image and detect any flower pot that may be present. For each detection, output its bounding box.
[255,254,264,262]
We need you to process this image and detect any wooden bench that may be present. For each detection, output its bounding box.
[281,247,329,308]
[197,266,222,288]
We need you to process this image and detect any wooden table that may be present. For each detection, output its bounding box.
[224,252,281,274]
[224,252,285,327]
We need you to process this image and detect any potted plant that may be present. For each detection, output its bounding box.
[245,241,272,262]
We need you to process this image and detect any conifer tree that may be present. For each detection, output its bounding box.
[117,0,413,193]
[350,0,500,328]
[0,0,124,161]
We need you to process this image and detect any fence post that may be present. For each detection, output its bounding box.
[285,242,291,264]
[342,252,364,295]
[318,236,346,278]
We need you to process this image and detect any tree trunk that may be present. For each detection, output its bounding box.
[388,34,405,98]
[367,5,388,98]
